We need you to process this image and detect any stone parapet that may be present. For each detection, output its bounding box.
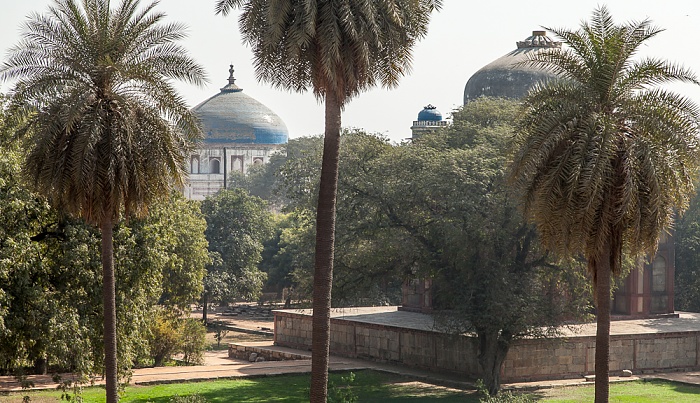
[273,309,700,383]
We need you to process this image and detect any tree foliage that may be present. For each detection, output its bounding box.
[200,188,273,309]
[0,112,208,376]
[675,188,700,312]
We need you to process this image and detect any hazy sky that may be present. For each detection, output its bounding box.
[2,1,700,143]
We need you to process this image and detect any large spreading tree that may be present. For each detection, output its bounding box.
[1,0,206,401]
[510,7,700,402]
[214,1,441,400]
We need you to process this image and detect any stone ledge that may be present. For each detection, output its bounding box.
[228,343,310,362]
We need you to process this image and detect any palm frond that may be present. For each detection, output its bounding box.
[511,5,700,265]
[5,0,206,225]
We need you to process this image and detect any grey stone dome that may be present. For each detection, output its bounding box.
[193,65,289,145]
[463,31,562,104]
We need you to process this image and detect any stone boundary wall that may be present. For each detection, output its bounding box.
[273,311,700,382]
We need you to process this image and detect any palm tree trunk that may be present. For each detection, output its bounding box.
[594,240,612,403]
[310,90,342,403]
[101,217,119,403]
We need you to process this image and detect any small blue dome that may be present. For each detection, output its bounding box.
[193,65,289,145]
[417,104,442,122]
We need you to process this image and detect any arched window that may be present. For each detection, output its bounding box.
[190,156,200,174]
[210,158,220,174]
[232,155,244,173]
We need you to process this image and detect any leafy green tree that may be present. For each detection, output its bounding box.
[334,100,589,394]
[261,132,404,306]
[251,101,589,394]
[228,136,324,210]
[510,7,700,402]
[276,136,325,212]
[133,193,210,311]
[332,131,405,305]
[214,2,442,399]
[1,0,205,399]
[0,184,209,378]
[675,189,700,312]
[200,188,273,320]
[260,212,306,300]
[0,99,60,375]
[1,99,207,375]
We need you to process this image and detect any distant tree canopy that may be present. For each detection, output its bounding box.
[200,188,273,315]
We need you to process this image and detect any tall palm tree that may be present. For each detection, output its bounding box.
[214,1,441,401]
[510,7,700,403]
[1,0,206,401]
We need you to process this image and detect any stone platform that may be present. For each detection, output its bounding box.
[273,307,700,383]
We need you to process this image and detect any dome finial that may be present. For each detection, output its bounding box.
[516,30,561,49]
[228,64,236,85]
[221,63,243,93]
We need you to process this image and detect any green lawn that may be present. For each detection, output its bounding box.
[3,374,700,402]
[0,371,476,402]
[535,379,700,402]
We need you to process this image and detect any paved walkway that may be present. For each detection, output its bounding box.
[6,311,700,394]
[4,343,700,395]
[0,347,473,393]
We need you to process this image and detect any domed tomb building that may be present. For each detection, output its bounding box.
[463,30,561,103]
[184,66,289,200]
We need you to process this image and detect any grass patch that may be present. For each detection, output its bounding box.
[538,379,700,402]
[4,375,700,402]
[0,371,475,402]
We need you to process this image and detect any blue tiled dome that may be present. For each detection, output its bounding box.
[193,65,289,145]
[417,104,442,121]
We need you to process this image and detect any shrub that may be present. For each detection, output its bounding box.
[148,311,208,367]
[149,312,181,367]
[477,380,535,403]
[328,372,358,403]
[180,318,207,365]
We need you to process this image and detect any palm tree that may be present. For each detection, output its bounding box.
[1,0,206,401]
[510,7,700,403]
[214,1,441,401]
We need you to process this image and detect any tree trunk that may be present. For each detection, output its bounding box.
[477,330,510,396]
[309,90,342,403]
[33,357,47,375]
[101,217,119,403]
[202,293,208,324]
[594,240,613,403]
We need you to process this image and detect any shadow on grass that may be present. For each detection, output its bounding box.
[122,371,476,403]
[642,378,700,395]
